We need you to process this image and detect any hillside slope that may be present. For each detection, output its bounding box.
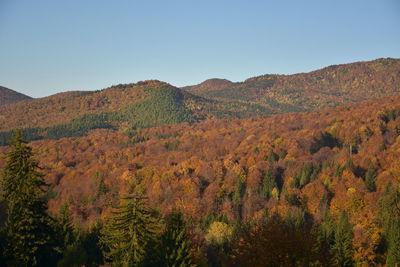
[187,58,400,111]
[0,80,274,144]
[1,94,399,264]
[1,58,399,144]
[0,86,32,105]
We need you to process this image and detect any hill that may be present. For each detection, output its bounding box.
[0,86,32,106]
[1,58,399,145]
[0,80,274,144]
[182,78,233,93]
[0,94,399,265]
[186,58,400,112]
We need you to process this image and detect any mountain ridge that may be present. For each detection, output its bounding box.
[186,57,400,111]
[0,86,32,106]
[1,58,399,144]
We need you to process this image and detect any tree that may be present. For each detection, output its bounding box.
[57,203,74,249]
[56,203,86,267]
[378,183,400,266]
[331,211,354,267]
[261,169,277,200]
[364,164,377,192]
[58,222,104,267]
[317,209,335,266]
[0,130,60,266]
[150,211,195,267]
[100,195,159,266]
[229,214,328,266]
[233,178,246,220]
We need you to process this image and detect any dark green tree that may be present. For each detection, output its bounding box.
[233,178,246,220]
[364,164,377,192]
[331,211,354,267]
[317,209,335,266]
[58,222,104,267]
[56,202,84,267]
[100,195,159,266]
[149,211,194,267]
[229,214,330,266]
[261,169,277,199]
[57,203,74,249]
[378,183,400,266]
[0,130,60,266]
[81,222,105,266]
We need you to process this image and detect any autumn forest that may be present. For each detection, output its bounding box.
[0,58,400,266]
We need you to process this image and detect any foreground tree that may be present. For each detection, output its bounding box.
[229,214,330,267]
[331,211,354,267]
[0,130,60,266]
[379,183,400,266]
[149,211,195,267]
[101,195,159,266]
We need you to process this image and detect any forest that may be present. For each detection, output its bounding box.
[0,92,400,266]
[1,58,400,137]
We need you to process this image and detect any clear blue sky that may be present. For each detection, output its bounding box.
[0,0,399,97]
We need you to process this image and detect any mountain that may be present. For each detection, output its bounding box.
[0,80,274,144]
[182,78,233,93]
[0,86,32,106]
[1,58,399,145]
[185,58,400,112]
[1,93,399,264]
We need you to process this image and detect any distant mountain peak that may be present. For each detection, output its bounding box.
[182,78,233,93]
[199,78,233,86]
[0,86,32,106]
[106,80,171,91]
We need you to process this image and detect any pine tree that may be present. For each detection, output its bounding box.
[57,203,74,248]
[318,209,335,265]
[378,183,400,266]
[101,195,159,266]
[0,130,60,266]
[150,211,194,267]
[364,164,377,192]
[56,202,80,266]
[261,169,277,200]
[385,219,400,267]
[331,211,354,267]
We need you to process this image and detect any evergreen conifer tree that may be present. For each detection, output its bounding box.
[101,195,159,266]
[331,211,354,267]
[378,183,400,266]
[261,169,277,200]
[0,129,60,266]
[57,203,74,248]
[365,164,377,192]
[151,211,194,267]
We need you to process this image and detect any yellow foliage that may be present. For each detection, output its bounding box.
[326,122,341,139]
[223,159,235,170]
[347,187,356,194]
[205,221,233,245]
[274,137,283,146]
[271,187,279,200]
[247,156,256,168]
[120,170,132,181]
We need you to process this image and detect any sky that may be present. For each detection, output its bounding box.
[0,0,399,98]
